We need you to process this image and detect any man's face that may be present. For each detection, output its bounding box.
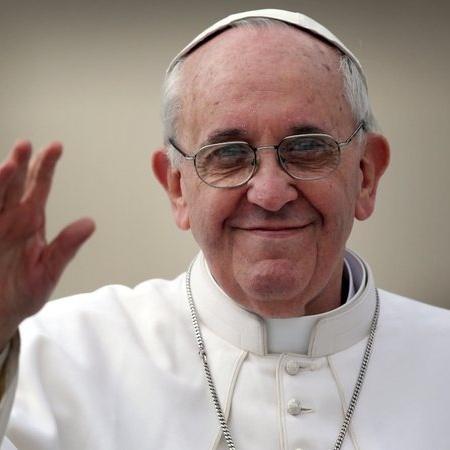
[161,26,386,317]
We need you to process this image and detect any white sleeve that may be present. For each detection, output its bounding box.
[1,437,17,450]
[0,334,19,450]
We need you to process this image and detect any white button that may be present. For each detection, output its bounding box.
[287,398,302,415]
[285,359,301,375]
[295,448,304,450]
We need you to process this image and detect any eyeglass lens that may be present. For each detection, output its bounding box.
[195,143,255,187]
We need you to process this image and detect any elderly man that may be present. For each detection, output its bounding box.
[0,8,448,450]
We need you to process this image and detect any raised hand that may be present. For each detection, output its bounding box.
[0,141,95,350]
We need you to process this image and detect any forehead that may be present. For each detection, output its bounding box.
[179,25,351,146]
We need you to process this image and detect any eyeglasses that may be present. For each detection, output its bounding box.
[169,121,366,188]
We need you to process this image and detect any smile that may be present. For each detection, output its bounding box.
[236,223,312,238]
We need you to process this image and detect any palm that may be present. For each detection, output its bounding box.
[0,141,95,347]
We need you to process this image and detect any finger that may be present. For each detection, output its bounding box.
[1,141,32,211]
[0,161,17,211]
[40,217,95,285]
[23,142,62,207]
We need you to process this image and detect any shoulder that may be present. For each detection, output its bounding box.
[19,273,190,349]
[379,288,450,322]
[377,288,450,343]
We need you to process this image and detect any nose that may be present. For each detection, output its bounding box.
[246,149,299,211]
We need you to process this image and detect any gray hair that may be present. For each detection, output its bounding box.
[162,18,378,166]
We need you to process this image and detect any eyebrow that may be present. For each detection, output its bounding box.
[200,128,248,147]
[199,124,328,148]
[289,124,327,135]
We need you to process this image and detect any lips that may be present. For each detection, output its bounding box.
[234,221,313,230]
[234,223,313,237]
[243,225,309,231]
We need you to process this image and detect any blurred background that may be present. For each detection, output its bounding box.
[0,0,449,308]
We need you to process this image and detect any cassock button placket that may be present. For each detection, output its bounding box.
[185,262,380,450]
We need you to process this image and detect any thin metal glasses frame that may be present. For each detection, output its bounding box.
[169,121,366,188]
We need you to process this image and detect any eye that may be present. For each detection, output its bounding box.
[200,143,252,168]
[214,144,250,159]
[285,136,333,154]
[279,135,339,175]
[195,142,254,187]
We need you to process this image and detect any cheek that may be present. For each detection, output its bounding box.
[183,186,238,248]
[304,176,358,235]
[190,200,218,231]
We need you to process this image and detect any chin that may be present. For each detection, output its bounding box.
[241,258,311,303]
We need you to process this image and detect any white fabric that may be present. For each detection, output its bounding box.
[343,254,356,300]
[0,250,450,449]
[0,335,18,450]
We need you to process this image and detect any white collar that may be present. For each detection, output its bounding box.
[189,249,377,357]
[264,253,361,354]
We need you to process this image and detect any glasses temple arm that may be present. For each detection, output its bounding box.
[168,138,194,160]
[340,121,366,147]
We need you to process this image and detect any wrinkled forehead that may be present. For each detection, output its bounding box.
[181,25,343,99]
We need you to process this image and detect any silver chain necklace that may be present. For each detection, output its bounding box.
[185,263,380,450]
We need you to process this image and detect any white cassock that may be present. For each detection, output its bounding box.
[0,249,449,450]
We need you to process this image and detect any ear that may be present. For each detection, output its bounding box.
[151,148,190,230]
[355,133,390,221]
